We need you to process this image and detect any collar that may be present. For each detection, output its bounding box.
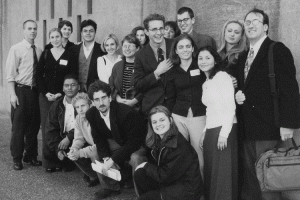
[150,38,166,56]
[22,39,34,49]
[155,131,178,149]
[63,96,73,106]
[83,41,95,51]
[99,108,110,120]
[249,35,267,57]
[187,27,194,35]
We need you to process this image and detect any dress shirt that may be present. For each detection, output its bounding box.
[202,71,237,138]
[100,109,111,130]
[6,39,42,86]
[97,55,122,84]
[149,39,167,61]
[63,96,75,133]
[250,35,267,60]
[83,41,95,59]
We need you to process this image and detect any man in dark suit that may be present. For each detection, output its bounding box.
[67,19,105,92]
[133,14,173,114]
[86,80,147,199]
[235,8,300,200]
[176,7,216,51]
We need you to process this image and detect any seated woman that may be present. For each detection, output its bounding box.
[198,46,238,200]
[164,21,180,39]
[97,34,122,84]
[134,105,203,200]
[109,34,142,109]
[131,26,149,48]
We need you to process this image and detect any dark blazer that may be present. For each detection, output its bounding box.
[236,37,300,140]
[44,40,75,51]
[133,38,173,114]
[67,42,106,89]
[190,30,217,51]
[85,101,147,166]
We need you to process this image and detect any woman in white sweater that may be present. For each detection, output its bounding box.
[198,46,238,200]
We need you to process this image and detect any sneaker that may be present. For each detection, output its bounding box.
[94,188,120,199]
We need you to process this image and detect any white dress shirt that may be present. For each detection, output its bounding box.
[100,109,111,130]
[83,41,95,59]
[63,97,75,133]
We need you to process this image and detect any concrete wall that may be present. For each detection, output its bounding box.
[1,0,300,115]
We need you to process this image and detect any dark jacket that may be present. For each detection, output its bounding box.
[164,59,206,117]
[144,132,203,200]
[220,57,239,79]
[67,42,106,89]
[85,101,147,166]
[44,40,75,51]
[189,30,217,51]
[236,37,300,140]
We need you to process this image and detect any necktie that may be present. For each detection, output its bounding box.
[31,45,38,86]
[244,48,254,81]
[157,47,164,64]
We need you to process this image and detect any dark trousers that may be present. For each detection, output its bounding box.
[10,86,40,162]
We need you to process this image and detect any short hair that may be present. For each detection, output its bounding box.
[143,14,165,30]
[244,8,269,34]
[87,80,111,100]
[48,28,62,38]
[121,34,140,49]
[63,73,79,83]
[169,33,197,65]
[71,92,92,107]
[177,7,194,19]
[80,19,97,32]
[23,20,37,29]
[165,21,181,38]
[101,33,120,52]
[146,105,179,149]
[58,20,73,33]
[197,46,223,79]
[131,26,149,46]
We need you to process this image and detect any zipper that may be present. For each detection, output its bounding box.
[267,157,300,168]
[158,147,166,166]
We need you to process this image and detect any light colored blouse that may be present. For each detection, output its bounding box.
[202,71,237,138]
[97,55,122,84]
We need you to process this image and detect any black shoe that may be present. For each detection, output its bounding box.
[88,178,100,187]
[94,188,120,199]
[23,157,42,166]
[13,162,23,170]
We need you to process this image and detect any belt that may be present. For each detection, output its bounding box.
[16,83,37,90]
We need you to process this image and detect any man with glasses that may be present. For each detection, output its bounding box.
[177,7,216,50]
[43,74,80,173]
[133,14,173,115]
[235,8,300,200]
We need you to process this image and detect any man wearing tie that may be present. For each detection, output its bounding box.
[133,14,173,115]
[235,8,300,200]
[6,20,42,170]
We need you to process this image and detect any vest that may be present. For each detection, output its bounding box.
[78,45,93,89]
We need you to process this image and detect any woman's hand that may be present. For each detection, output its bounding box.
[235,90,245,105]
[54,93,62,99]
[230,76,238,88]
[217,136,227,150]
[58,137,70,149]
[124,98,138,107]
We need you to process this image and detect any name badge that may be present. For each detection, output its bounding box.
[190,69,200,76]
[60,59,68,65]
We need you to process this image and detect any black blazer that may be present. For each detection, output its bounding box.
[85,101,146,166]
[67,42,105,89]
[44,40,75,51]
[237,37,300,140]
[133,38,173,114]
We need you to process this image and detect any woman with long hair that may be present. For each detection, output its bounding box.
[134,105,203,200]
[131,26,149,48]
[164,21,180,39]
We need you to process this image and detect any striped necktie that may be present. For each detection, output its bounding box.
[157,47,164,64]
[244,48,254,81]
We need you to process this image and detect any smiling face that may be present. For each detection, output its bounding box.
[224,22,243,45]
[151,112,171,138]
[122,41,139,59]
[244,12,268,44]
[50,31,62,48]
[175,38,194,61]
[136,30,146,45]
[145,20,165,46]
[177,12,195,34]
[198,50,215,75]
[24,21,37,42]
[164,25,175,39]
[92,90,111,115]
[60,25,72,39]
[81,25,96,42]
[74,99,90,117]
[63,79,80,99]
[104,38,118,55]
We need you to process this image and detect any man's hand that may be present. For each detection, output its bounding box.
[10,94,19,109]
[58,137,70,150]
[280,127,294,141]
[58,150,66,161]
[154,59,173,78]
[67,148,80,161]
[235,90,246,105]
[217,136,228,150]
[54,93,62,99]
[101,158,114,176]
[124,98,138,107]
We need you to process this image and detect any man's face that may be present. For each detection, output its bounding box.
[145,20,165,45]
[177,12,195,34]
[92,90,111,115]
[63,79,79,98]
[81,25,96,42]
[60,25,72,39]
[74,99,90,117]
[244,12,268,42]
[24,21,37,41]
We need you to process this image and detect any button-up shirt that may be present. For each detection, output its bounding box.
[63,96,75,133]
[150,39,167,61]
[6,39,42,86]
[100,109,111,130]
[83,41,95,59]
[250,35,267,61]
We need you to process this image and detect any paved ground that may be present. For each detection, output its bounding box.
[0,114,136,200]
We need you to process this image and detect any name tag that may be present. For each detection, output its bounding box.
[190,69,200,76]
[60,59,68,65]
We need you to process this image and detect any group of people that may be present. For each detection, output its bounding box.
[5,5,300,200]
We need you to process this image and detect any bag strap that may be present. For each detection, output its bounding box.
[274,137,298,153]
[268,42,280,127]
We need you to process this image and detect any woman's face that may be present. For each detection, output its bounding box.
[224,22,243,45]
[198,50,215,73]
[164,25,175,39]
[60,25,72,39]
[105,38,118,55]
[175,38,194,61]
[136,30,146,45]
[50,31,62,48]
[122,41,139,59]
[151,112,171,138]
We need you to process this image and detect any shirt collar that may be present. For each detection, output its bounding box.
[63,96,73,106]
[22,39,34,49]
[99,108,110,120]
[150,38,166,57]
[83,41,95,51]
[250,35,267,57]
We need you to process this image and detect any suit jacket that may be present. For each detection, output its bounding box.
[85,101,146,166]
[67,42,105,89]
[133,38,173,114]
[190,30,217,51]
[236,37,300,140]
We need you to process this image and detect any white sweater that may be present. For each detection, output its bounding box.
[97,55,122,84]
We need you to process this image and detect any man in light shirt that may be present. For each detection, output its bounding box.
[6,20,42,170]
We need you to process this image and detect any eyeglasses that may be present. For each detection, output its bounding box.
[244,19,263,26]
[123,44,136,49]
[148,27,165,33]
[63,83,78,88]
[177,18,190,24]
